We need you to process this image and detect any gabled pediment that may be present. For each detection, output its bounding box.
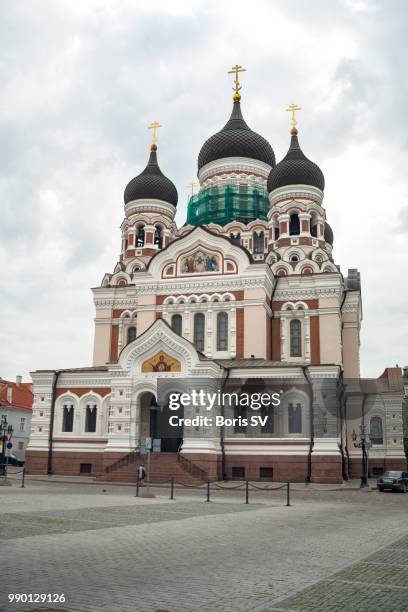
[113,318,221,377]
[147,226,251,279]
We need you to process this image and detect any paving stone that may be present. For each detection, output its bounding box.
[1,481,407,612]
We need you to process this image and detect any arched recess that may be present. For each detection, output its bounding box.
[279,388,310,437]
[56,393,79,434]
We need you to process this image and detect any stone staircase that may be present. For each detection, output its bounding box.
[99,451,208,485]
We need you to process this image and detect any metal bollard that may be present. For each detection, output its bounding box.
[170,476,175,500]
[245,480,249,504]
[20,467,25,488]
[206,479,211,502]
[135,476,140,497]
[286,481,291,507]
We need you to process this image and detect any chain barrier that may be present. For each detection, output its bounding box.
[131,477,293,506]
[248,482,287,491]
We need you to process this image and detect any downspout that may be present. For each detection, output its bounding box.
[339,286,348,370]
[338,371,348,480]
[219,367,230,480]
[47,370,60,475]
[302,366,314,483]
[339,284,349,479]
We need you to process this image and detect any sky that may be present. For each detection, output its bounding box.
[0,0,407,380]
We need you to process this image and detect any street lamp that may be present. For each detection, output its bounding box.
[1,415,13,478]
[352,424,372,489]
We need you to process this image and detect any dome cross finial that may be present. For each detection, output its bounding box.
[148,120,162,150]
[286,103,301,135]
[187,180,198,197]
[228,64,246,101]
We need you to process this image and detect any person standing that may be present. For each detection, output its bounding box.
[138,464,146,485]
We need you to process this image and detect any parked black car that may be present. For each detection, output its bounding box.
[377,471,408,493]
[4,454,25,467]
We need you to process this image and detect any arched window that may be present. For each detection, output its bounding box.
[289,213,300,236]
[127,326,136,344]
[230,233,241,246]
[288,402,302,433]
[311,224,318,237]
[253,231,264,254]
[62,404,74,432]
[171,314,182,336]
[370,416,383,445]
[85,404,97,433]
[290,319,302,357]
[216,312,228,351]
[290,254,299,263]
[194,313,205,352]
[274,226,280,240]
[136,225,145,247]
[154,225,163,249]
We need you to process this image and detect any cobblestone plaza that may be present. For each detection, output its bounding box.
[1,478,408,611]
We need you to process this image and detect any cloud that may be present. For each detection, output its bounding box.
[0,0,407,379]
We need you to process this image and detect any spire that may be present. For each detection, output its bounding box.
[286,103,302,136]
[123,122,178,206]
[228,64,246,102]
[267,107,324,193]
[148,120,162,152]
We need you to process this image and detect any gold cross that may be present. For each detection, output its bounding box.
[228,64,246,95]
[148,121,162,146]
[286,103,301,129]
[187,180,198,196]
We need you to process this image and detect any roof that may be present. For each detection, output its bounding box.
[124,148,178,206]
[198,100,275,171]
[267,131,324,192]
[0,380,33,412]
[214,359,305,368]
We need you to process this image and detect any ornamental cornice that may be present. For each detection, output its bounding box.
[124,199,176,218]
[94,275,274,307]
[94,297,138,309]
[341,302,360,312]
[269,185,324,207]
[56,378,112,387]
[273,287,342,300]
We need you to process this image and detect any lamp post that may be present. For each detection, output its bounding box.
[1,414,14,479]
[352,424,372,489]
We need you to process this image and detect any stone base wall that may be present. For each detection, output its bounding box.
[182,452,221,480]
[348,457,408,479]
[25,451,49,474]
[311,455,343,484]
[25,450,105,476]
[224,454,309,482]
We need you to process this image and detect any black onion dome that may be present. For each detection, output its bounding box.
[198,100,275,171]
[124,148,178,206]
[324,222,334,245]
[267,131,324,192]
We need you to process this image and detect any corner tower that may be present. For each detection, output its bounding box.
[266,105,336,276]
[104,122,178,287]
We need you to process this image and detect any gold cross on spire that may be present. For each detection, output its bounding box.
[228,64,246,101]
[148,121,162,150]
[187,180,198,197]
[286,103,301,134]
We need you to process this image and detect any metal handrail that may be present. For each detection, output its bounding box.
[177,453,208,480]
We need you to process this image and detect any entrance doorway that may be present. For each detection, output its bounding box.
[139,392,183,452]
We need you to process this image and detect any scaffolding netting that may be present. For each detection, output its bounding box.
[186,185,269,226]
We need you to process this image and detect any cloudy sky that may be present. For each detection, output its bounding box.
[1,0,407,380]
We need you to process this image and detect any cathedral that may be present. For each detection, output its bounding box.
[26,67,406,484]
